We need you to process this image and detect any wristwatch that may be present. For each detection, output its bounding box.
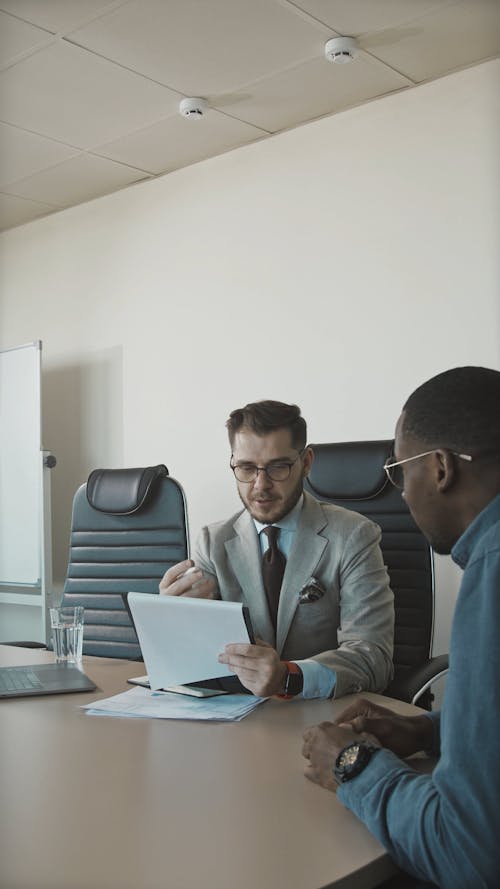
[277,661,303,699]
[334,740,380,783]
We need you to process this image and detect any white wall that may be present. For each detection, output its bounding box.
[1,59,499,657]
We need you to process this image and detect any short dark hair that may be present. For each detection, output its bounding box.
[226,400,307,451]
[403,366,500,453]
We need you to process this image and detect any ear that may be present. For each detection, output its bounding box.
[303,446,314,477]
[434,449,456,493]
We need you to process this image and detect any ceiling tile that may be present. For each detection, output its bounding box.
[0,191,56,230]
[218,52,411,133]
[0,40,181,148]
[0,122,79,188]
[0,10,53,67]
[364,0,500,82]
[0,1,128,35]
[67,0,329,95]
[290,0,453,36]
[2,153,150,208]
[94,109,266,175]
[0,0,497,232]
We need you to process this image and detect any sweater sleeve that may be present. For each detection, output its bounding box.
[338,543,500,889]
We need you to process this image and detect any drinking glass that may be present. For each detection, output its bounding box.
[50,606,84,663]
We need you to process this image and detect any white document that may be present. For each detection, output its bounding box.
[127,592,254,690]
[83,686,265,722]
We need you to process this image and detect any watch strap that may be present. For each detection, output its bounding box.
[276,661,303,700]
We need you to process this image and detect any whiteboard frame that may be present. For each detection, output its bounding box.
[0,342,55,643]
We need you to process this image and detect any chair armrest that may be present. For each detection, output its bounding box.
[386,654,449,706]
[0,641,47,648]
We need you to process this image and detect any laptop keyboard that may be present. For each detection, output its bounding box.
[0,668,45,692]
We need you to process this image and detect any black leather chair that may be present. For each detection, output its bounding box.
[56,464,189,659]
[304,440,448,709]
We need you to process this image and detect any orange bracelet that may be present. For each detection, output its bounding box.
[276,661,303,700]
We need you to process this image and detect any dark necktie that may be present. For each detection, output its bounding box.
[262,526,286,630]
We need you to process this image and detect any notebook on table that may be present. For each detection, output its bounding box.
[0,662,96,699]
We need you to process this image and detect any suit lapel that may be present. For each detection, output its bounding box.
[276,493,328,655]
[224,511,275,644]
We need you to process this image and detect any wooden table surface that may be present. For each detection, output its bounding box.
[0,645,426,889]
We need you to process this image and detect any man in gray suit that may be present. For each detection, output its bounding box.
[160,401,394,699]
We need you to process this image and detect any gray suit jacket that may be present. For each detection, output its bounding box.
[194,491,394,698]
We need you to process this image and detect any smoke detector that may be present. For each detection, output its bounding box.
[324,36,358,64]
[179,97,208,118]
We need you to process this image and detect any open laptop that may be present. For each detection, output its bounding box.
[0,662,96,699]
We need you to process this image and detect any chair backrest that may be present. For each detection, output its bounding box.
[304,441,435,698]
[59,465,189,659]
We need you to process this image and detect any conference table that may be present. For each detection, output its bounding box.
[0,645,430,889]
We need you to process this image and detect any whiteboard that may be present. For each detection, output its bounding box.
[0,342,42,585]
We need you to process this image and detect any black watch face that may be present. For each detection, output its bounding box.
[334,742,377,783]
[285,670,303,696]
[339,743,361,770]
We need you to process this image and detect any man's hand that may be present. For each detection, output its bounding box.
[334,698,433,758]
[302,722,363,793]
[159,559,216,599]
[218,638,287,697]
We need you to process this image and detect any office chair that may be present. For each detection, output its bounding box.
[56,464,189,659]
[304,440,448,709]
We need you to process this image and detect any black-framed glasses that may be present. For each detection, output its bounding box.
[383,449,472,490]
[230,449,305,483]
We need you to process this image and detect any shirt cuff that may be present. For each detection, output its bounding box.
[296,659,336,699]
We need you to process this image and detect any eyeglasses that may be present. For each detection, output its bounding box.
[383,449,472,490]
[231,450,304,483]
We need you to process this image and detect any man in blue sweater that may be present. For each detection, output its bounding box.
[302,366,500,889]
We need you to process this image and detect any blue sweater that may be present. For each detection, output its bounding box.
[338,494,500,888]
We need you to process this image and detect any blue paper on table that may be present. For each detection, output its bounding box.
[83,686,265,722]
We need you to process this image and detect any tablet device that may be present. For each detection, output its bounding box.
[127,592,255,690]
[127,676,228,697]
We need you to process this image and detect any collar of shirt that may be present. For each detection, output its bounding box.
[451,492,500,570]
[253,494,304,559]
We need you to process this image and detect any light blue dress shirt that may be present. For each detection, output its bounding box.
[253,495,336,699]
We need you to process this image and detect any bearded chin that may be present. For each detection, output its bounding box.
[238,476,305,524]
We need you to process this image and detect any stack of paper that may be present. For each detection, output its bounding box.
[83,686,266,722]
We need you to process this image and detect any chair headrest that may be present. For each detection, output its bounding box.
[86,465,169,515]
[306,441,393,500]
